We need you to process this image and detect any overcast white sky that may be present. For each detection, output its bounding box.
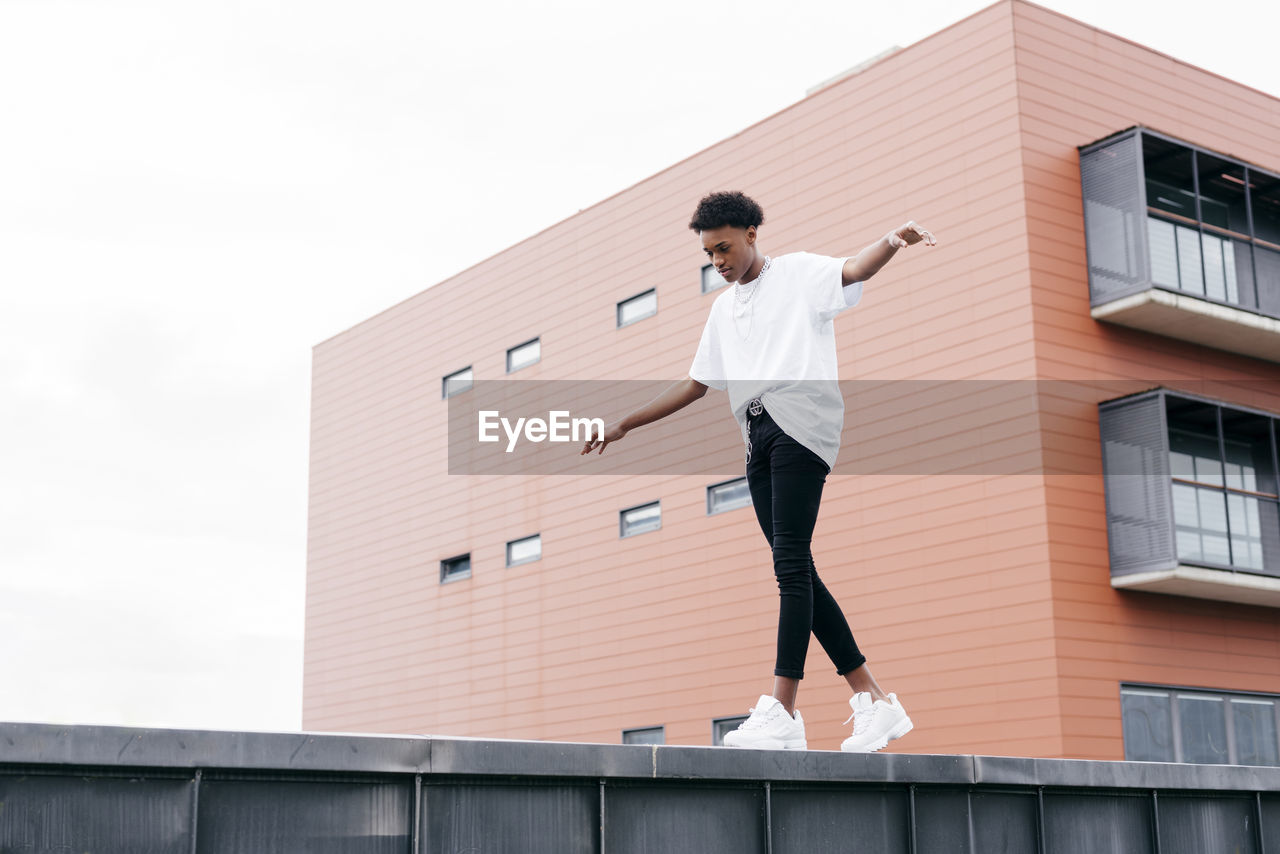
[1,0,1276,734]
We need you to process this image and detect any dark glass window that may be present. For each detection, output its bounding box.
[440,553,471,584]
[701,263,726,294]
[622,726,665,745]
[712,716,749,746]
[1143,136,1196,220]
[1122,689,1174,762]
[1196,153,1250,235]
[1167,397,1279,572]
[1122,685,1280,766]
[1253,171,1280,247]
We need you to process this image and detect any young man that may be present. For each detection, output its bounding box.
[582,191,936,751]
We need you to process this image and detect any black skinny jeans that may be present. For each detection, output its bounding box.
[745,400,866,680]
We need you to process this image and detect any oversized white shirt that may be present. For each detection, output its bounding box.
[688,251,863,471]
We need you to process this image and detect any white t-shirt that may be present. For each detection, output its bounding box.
[688,251,863,471]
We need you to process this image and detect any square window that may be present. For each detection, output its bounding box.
[506,534,542,567]
[442,366,473,399]
[507,338,541,373]
[623,726,664,745]
[701,263,726,294]
[620,501,661,537]
[440,553,471,584]
[617,290,657,327]
[707,477,751,514]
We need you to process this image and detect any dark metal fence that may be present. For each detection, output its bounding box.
[1,721,1277,853]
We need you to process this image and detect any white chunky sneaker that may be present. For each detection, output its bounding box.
[722,694,808,750]
[840,691,913,753]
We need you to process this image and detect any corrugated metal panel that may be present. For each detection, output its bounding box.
[1156,793,1258,854]
[769,785,909,853]
[1098,391,1175,575]
[602,784,765,854]
[195,778,413,854]
[1042,791,1153,854]
[1080,131,1149,306]
[422,781,598,854]
[0,772,193,854]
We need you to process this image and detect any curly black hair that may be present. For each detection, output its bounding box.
[688,191,765,232]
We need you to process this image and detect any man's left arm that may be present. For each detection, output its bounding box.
[841,220,937,285]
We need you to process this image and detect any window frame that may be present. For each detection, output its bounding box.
[622,726,665,745]
[440,553,472,584]
[711,715,749,746]
[619,500,662,538]
[1121,682,1280,766]
[701,263,727,294]
[707,477,752,515]
[616,289,657,328]
[505,533,542,568]
[506,337,541,373]
[442,366,473,399]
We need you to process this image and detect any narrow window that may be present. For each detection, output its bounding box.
[623,726,665,745]
[707,477,751,514]
[507,338,541,373]
[617,289,657,327]
[620,501,661,537]
[442,366,473,399]
[506,534,542,567]
[440,553,471,584]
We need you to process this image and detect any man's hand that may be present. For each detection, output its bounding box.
[888,221,937,248]
[843,221,939,284]
[581,422,628,455]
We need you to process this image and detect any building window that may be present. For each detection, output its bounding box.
[701,263,726,294]
[442,366,473,399]
[623,726,665,745]
[1078,127,1280,361]
[707,477,751,514]
[712,716,748,746]
[506,338,540,373]
[1121,685,1279,766]
[617,289,657,327]
[1167,397,1273,571]
[1098,389,1280,603]
[440,553,471,584]
[506,534,541,567]
[620,501,661,537]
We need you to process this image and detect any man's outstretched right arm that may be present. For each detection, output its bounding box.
[580,376,709,455]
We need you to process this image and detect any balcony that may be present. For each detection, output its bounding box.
[1099,389,1280,606]
[1079,128,1280,362]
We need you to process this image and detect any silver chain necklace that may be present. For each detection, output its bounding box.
[733,255,771,340]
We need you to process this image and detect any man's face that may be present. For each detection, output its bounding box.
[700,225,756,284]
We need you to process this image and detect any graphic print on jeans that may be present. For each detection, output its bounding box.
[744,398,866,680]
